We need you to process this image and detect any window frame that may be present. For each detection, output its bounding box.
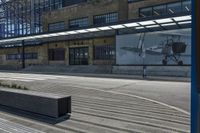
[69,17,89,29]
[48,21,65,32]
[93,12,119,25]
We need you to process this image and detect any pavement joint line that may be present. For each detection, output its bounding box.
[0,112,66,133]
[65,85,189,115]
[0,128,12,133]
[54,83,189,115]
[71,114,189,133]
[0,71,190,82]
[0,118,45,133]
[72,106,189,125]
[108,90,190,115]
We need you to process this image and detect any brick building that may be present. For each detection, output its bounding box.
[0,0,191,76]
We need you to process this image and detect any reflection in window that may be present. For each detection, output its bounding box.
[153,5,166,16]
[139,7,152,17]
[167,2,182,14]
[94,13,118,25]
[48,22,65,32]
[182,0,191,12]
[139,0,191,18]
[69,17,89,29]
[6,53,38,60]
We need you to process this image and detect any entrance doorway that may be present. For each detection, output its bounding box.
[69,47,89,65]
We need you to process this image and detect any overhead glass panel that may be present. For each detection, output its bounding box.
[155,18,173,24]
[173,15,191,21]
[110,25,125,29]
[139,21,155,26]
[123,23,139,27]
[98,26,112,31]
[86,28,100,32]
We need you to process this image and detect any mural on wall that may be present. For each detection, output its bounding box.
[116,29,191,65]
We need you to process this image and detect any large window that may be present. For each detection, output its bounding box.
[139,0,191,18]
[63,0,87,7]
[94,45,115,60]
[153,5,167,16]
[6,53,38,60]
[69,47,89,65]
[139,7,152,18]
[94,13,118,25]
[48,48,65,61]
[167,2,182,14]
[69,17,89,29]
[128,0,144,3]
[48,22,65,32]
[1,0,65,38]
[182,0,191,12]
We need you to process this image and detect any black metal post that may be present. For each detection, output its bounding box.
[196,0,200,132]
[22,40,25,69]
[193,0,200,132]
[143,65,147,79]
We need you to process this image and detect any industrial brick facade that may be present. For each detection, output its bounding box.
[0,0,189,68]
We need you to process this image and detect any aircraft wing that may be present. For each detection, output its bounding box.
[145,50,162,55]
[121,47,142,53]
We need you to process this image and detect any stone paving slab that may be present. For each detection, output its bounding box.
[0,72,190,133]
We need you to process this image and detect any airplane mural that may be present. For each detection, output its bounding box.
[120,33,188,65]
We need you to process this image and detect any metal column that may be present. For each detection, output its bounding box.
[22,40,25,69]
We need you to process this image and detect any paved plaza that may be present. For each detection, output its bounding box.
[0,72,190,133]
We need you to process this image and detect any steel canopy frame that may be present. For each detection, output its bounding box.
[0,13,192,44]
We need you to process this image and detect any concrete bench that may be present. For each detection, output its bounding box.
[0,88,71,119]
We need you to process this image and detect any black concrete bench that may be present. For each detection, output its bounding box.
[0,88,71,119]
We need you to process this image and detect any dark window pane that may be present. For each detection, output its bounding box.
[69,17,89,28]
[128,0,143,3]
[153,5,166,16]
[94,13,118,25]
[48,22,65,32]
[167,2,182,14]
[94,45,115,60]
[6,53,38,60]
[63,0,87,7]
[48,48,65,61]
[139,1,191,18]
[140,7,152,17]
[69,47,88,65]
[182,0,191,12]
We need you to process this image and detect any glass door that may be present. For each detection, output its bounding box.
[69,47,89,65]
